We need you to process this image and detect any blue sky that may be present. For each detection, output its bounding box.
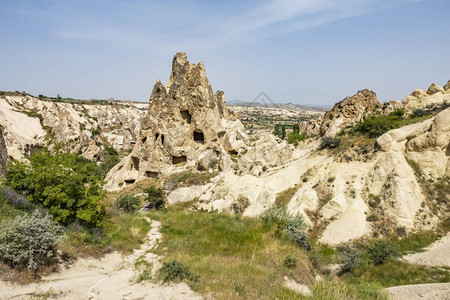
[1,0,449,105]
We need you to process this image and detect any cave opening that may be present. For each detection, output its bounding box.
[180,110,192,124]
[194,131,205,144]
[172,155,187,165]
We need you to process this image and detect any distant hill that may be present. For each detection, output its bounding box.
[229,99,329,112]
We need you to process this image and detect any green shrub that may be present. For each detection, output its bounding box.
[0,210,64,271]
[283,254,298,268]
[354,115,395,138]
[115,195,142,213]
[287,132,307,145]
[367,240,400,265]
[339,249,363,273]
[5,149,106,227]
[143,185,166,210]
[159,260,198,282]
[319,136,341,149]
[262,206,309,248]
[366,214,379,222]
[412,108,425,118]
[389,108,405,117]
[290,231,311,250]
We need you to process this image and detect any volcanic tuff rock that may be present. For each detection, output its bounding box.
[0,93,146,161]
[319,89,382,137]
[104,53,249,191]
[0,126,9,176]
[401,82,450,112]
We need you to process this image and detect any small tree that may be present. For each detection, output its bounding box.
[116,194,142,213]
[5,149,106,227]
[143,185,166,210]
[367,240,400,265]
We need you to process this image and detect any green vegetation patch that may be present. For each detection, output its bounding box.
[148,205,313,299]
[168,170,217,188]
[5,149,106,227]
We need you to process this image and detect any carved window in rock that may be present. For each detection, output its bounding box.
[194,131,205,144]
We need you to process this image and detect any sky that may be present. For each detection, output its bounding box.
[0,0,449,106]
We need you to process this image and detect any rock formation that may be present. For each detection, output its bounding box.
[402,83,450,113]
[0,126,9,176]
[104,53,248,191]
[319,89,382,137]
[0,92,146,161]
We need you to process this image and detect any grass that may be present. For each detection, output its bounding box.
[62,211,151,257]
[168,170,218,188]
[343,261,450,287]
[386,231,440,255]
[275,186,299,208]
[146,204,389,299]
[147,204,314,299]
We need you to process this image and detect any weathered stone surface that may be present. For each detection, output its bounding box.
[0,93,146,160]
[402,83,450,112]
[319,89,382,137]
[427,83,445,95]
[444,80,450,91]
[377,107,450,179]
[381,100,403,115]
[105,53,248,191]
[298,118,321,136]
[0,126,9,176]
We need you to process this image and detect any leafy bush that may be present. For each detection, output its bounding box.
[5,149,106,227]
[283,254,298,268]
[339,249,363,273]
[366,214,379,222]
[0,210,64,271]
[289,231,311,250]
[319,136,341,149]
[354,116,395,138]
[389,108,405,117]
[367,240,400,265]
[287,132,307,146]
[143,185,166,210]
[159,260,198,282]
[262,206,309,248]
[115,194,141,213]
[412,108,425,118]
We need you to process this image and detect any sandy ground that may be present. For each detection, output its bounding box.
[404,233,450,267]
[386,282,450,300]
[0,219,202,300]
[385,234,450,299]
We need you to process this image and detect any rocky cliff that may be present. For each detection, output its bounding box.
[300,81,450,137]
[0,92,147,161]
[104,53,248,191]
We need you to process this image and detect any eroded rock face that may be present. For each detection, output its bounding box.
[0,93,146,161]
[0,126,9,176]
[105,52,248,191]
[402,83,450,113]
[319,89,382,137]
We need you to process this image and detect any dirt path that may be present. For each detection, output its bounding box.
[0,219,202,300]
[404,233,450,267]
[386,282,450,300]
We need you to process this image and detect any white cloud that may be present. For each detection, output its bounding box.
[51,0,427,51]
